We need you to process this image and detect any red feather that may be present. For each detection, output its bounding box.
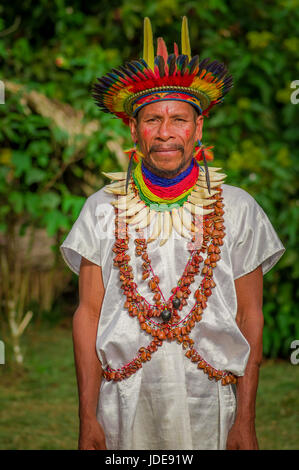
[194,146,214,162]
[157,37,169,64]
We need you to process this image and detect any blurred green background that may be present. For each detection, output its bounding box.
[0,0,298,450]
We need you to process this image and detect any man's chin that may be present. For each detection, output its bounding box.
[144,158,187,178]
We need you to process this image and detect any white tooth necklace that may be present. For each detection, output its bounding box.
[103,165,226,245]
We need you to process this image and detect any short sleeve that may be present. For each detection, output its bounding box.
[229,192,285,280]
[60,192,111,275]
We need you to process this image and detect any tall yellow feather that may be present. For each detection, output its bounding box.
[143,17,155,71]
[181,16,191,60]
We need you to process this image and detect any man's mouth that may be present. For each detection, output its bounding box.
[151,147,183,153]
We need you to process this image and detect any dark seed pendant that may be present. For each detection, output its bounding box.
[161,309,171,322]
[172,297,181,309]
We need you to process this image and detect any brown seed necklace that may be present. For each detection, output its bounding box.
[103,183,237,386]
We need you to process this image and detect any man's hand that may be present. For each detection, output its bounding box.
[226,419,259,450]
[79,417,107,450]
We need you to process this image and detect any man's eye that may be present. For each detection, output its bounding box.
[175,118,186,122]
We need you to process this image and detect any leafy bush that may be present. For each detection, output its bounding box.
[0,0,298,357]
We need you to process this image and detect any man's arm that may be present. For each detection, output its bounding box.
[72,256,107,450]
[226,265,264,450]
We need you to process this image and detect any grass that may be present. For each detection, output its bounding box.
[0,321,78,450]
[0,322,298,450]
[256,358,299,450]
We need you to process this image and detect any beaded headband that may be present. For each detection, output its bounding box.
[92,17,233,125]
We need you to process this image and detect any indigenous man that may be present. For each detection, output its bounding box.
[60,18,285,450]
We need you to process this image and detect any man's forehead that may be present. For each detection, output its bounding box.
[139,100,197,118]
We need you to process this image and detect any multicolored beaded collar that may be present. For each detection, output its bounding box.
[133,158,200,207]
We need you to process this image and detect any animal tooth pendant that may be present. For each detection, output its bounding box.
[127,206,150,224]
[184,202,215,217]
[135,209,156,230]
[105,180,127,191]
[200,167,222,173]
[102,171,127,181]
[188,193,218,206]
[171,207,192,239]
[198,172,226,181]
[122,201,146,218]
[105,186,127,195]
[111,193,136,209]
[188,198,217,207]
[148,212,162,243]
[192,187,219,198]
[196,180,224,189]
[160,212,173,246]
[179,207,198,233]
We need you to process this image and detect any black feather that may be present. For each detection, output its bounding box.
[119,65,134,78]
[180,55,189,74]
[131,61,148,80]
[167,54,176,76]
[101,76,115,87]
[197,57,210,73]
[125,151,134,194]
[216,65,229,80]
[214,66,227,78]
[123,63,138,78]
[155,56,165,77]
[188,55,199,74]
[222,76,233,87]
[95,78,110,89]
[92,84,105,94]
[202,149,211,195]
[132,60,145,71]
[111,67,126,79]
[205,60,219,72]
[139,58,150,69]
[127,62,141,76]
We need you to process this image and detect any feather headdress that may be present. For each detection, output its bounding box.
[92,17,233,125]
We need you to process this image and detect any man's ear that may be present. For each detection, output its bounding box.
[195,115,204,142]
[129,117,138,142]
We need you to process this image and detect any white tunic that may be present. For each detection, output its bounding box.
[60,183,285,450]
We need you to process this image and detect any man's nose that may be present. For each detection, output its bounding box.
[157,119,173,140]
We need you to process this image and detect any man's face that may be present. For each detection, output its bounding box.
[129,100,203,178]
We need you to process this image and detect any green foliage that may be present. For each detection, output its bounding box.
[1,325,298,449]
[0,39,125,238]
[0,0,298,357]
